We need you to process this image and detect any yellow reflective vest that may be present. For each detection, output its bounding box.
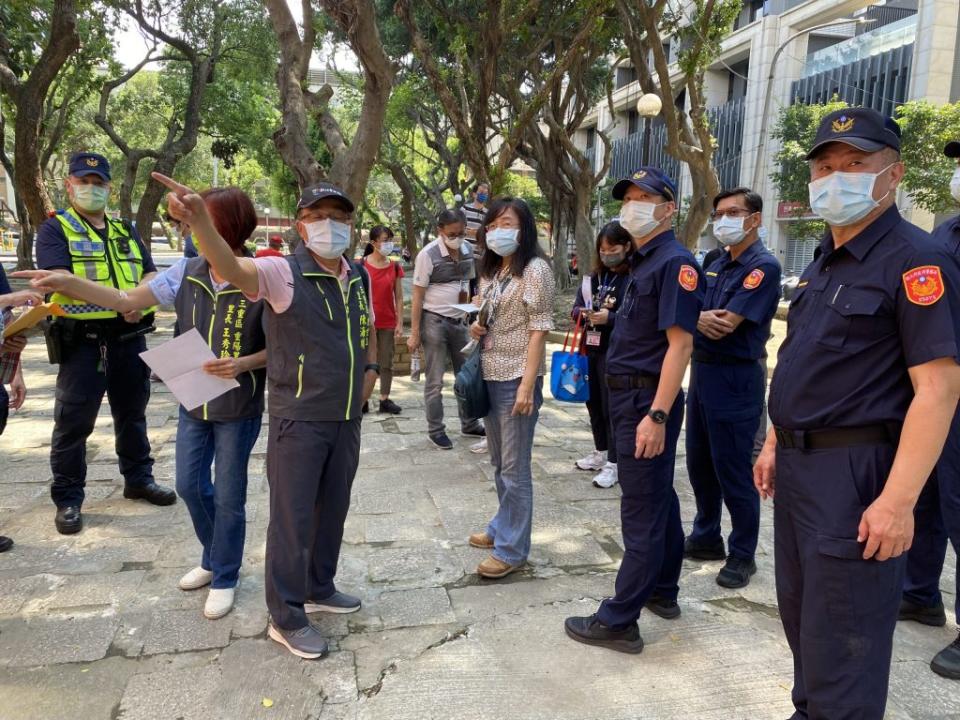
[50,208,153,320]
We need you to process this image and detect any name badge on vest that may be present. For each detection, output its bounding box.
[585,330,602,347]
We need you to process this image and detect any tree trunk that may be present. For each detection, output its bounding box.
[136,152,182,237]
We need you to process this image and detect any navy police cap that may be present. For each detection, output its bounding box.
[805,107,901,160]
[68,152,111,181]
[612,166,677,202]
[297,182,355,213]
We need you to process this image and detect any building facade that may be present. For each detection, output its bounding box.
[576,0,960,275]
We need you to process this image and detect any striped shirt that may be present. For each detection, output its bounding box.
[461,203,487,234]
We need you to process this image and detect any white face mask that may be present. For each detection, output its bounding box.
[620,200,665,238]
[70,182,109,213]
[378,241,394,255]
[443,234,463,250]
[808,163,895,227]
[303,219,351,259]
[712,215,751,246]
[486,227,520,256]
[950,167,960,204]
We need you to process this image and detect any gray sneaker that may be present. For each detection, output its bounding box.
[268,622,329,659]
[305,591,361,614]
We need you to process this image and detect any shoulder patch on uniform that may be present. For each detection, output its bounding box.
[678,264,698,292]
[902,265,945,306]
[743,268,765,290]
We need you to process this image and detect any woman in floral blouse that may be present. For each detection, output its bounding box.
[468,197,555,579]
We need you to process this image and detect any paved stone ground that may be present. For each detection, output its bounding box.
[0,311,957,720]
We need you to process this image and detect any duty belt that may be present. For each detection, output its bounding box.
[774,423,901,451]
[605,373,659,390]
[692,349,756,366]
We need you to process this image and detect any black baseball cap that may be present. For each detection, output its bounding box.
[612,167,677,202]
[68,152,111,181]
[805,107,901,160]
[297,182,355,213]
[944,141,960,158]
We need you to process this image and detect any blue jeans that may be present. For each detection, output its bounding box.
[175,408,262,589]
[485,377,543,565]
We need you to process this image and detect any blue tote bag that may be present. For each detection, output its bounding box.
[550,314,590,403]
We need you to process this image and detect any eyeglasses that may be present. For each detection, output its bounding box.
[710,209,755,220]
[302,210,353,224]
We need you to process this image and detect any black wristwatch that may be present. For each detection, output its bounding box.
[648,408,668,425]
[364,363,381,375]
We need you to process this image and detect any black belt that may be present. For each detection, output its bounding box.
[423,309,465,324]
[605,373,659,390]
[692,349,756,366]
[774,423,901,451]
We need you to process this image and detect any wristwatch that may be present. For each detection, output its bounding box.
[364,363,381,375]
[648,408,668,425]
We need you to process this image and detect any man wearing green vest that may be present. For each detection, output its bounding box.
[35,152,175,535]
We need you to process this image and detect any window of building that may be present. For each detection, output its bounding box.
[615,66,638,90]
[628,110,640,135]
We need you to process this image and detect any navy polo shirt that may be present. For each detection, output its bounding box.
[606,229,704,377]
[36,213,156,273]
[769,206,959,431]
[697,241,782,360]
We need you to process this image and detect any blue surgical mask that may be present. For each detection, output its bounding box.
[486,228,519,256]
[304,219,351,259]
[477,193,489,204]
[808,164,895,227]
[379,241,395,255]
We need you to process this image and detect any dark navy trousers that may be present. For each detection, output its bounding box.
[775,444,904,720]
[598,389,684,629]
[903,408,960,624]
[685,360,763,560]
[50,336,154,507]
[265,416,361,630]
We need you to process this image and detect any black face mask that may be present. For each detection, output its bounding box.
[600,251,626,268]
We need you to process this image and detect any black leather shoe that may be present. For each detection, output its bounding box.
[123,483,177,506]
[717,557,757,589]
[899,598,947,627]
[55,506,83,535]
[0,535,12,553]
[564,614,644,654]
[644,594,681,620]
[378,399,402,414]
[932,632,960,679]
[684,537,726,561]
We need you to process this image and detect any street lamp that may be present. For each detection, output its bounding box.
[750,17,872,190]
[264,207,270,240]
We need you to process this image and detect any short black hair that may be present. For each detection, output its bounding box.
[436,208,466,228]
[477,197,545,279]
[713,187,762,214]
[472,182,490,194]
[369,225,393,243]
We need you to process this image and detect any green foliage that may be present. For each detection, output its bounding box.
[502,172,548,221]
[769,98,849,204]
[896,100,960,215]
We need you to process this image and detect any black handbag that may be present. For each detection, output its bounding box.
[454,347,489,419]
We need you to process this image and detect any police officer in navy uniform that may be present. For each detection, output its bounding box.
[35,152,175,535]
[684,187,781,589]
[899,138,960,679]
[754,108,960,719]
[564,167,704,652]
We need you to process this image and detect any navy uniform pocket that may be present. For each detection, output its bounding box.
[817,286,892,353]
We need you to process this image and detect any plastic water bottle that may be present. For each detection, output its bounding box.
[410,349,421,381]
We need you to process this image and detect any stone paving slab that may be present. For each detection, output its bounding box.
[0,319,957,719]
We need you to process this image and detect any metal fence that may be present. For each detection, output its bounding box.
[708,96,746,191]
[608,121,682,195]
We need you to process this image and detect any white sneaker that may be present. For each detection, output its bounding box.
[576,450,605,471]
[592,463,618,488]
[178,566,213,591]
[470,438,488,454]
[204,586,236,619]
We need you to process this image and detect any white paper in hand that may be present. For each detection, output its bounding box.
[139,327,239,411]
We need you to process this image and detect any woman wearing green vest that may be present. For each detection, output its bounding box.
[19,187,267,621]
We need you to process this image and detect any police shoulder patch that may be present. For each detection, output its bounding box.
[678,264,698,292]
[743,268,765,290]
[902,265,945,306]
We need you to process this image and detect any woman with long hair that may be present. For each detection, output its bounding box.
[18,187,267,620]
[468,197,555,579]
[572,222,632,488]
